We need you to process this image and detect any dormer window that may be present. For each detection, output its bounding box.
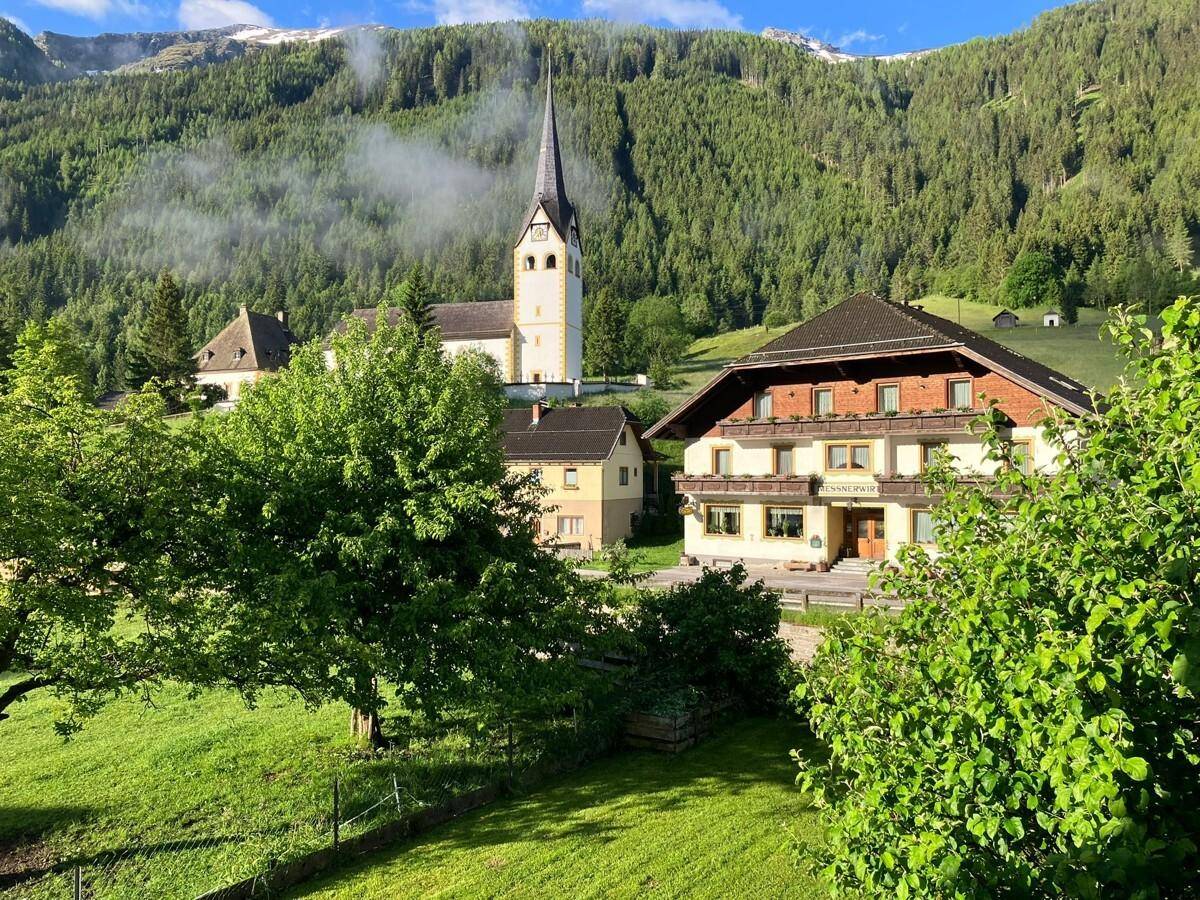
[545,254,557,270]
[524,255,536,270]
[233,348,245,362]
[203,350,214,362]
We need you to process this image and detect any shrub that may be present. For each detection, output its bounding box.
[796,297,1200,897]
[632,565,793,709]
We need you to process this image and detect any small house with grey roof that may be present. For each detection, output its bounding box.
[503,402,662,553]
[193,306,297,408]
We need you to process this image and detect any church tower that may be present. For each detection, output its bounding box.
[513,58,582,384]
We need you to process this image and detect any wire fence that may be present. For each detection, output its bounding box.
[4,716,610,900]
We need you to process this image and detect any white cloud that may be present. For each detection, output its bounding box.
[1,10,31,31]
[178,0,273,28]
[836,28,883,49]
[429,0,530,24]
[582,0,742,30]
[28,0,114,18]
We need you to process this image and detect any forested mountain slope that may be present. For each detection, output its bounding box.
[0,0,1196,388]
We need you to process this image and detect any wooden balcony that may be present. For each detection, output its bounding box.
[672,474,819,496]
[876,474,1009,500]
[717,410,987,439]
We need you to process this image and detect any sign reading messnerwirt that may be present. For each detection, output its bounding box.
[817,480,878,497]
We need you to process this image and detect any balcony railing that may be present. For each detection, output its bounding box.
[876,474,1010,500]
[717,409,987,439]
[672,474,819,496]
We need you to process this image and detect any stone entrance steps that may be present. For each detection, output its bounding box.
[830,557,880,576]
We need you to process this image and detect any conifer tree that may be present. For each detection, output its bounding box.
[127,270,194,400]
[1166,215,1194,273]
[584,288,626,380]
[393,264,434,335]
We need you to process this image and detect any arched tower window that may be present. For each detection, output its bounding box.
[524,255,536,270]
[545,254,557,269]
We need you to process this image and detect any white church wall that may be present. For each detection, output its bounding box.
[441,336,512,381]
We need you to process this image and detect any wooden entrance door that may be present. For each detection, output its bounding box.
[853,509,887,559]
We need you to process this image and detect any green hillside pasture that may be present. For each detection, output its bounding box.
[0,676,567,899]
[289,717,825,899]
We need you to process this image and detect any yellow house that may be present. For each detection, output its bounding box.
[503,403,660,553]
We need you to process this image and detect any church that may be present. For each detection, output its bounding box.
[343,66,585,398]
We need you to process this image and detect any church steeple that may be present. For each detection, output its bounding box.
[518,54,574,244]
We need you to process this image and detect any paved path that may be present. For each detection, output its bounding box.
[580,564,869,595]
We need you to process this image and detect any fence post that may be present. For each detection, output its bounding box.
[802,591,810,612]
[392,773,402,814]
[856,592,864,612]
[332,777,340,853]
[74,865,82,900]
[506,723,515,789]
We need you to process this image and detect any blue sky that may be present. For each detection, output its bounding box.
[3,0,1071,51]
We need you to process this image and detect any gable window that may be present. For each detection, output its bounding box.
[1008,438,1033,475]
[619,466,629,486]
[545,254,557,269]
[812,387,834,415]
[826,442,871,472]
[563,467,578,489]
[574,258,581,276]
[764,506,803,539]
[619,431,627,446]
[948,378,973,409]
[704,504,741,536]
[911,508,936,545]
[773,446,794,476]
[557,516,584,536]
[712,446,732,475]
[752,390,773,418]
[920,441,948,472]
[877,383,900,413]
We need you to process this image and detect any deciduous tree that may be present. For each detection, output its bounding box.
[208,313,608,744]
[797,296,1200,897]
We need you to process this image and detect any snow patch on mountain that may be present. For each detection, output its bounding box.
[761,27,939,63]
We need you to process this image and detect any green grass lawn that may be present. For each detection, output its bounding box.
[289,717,826,899]
[579,532,684,573]
[0,676,553,899]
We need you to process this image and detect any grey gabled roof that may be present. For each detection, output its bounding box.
[501,405,657,462]
[516,62,576,246]
[195,307,297,373]
[339,301,514,341]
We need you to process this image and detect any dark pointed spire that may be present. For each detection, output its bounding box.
[517,51,576,245]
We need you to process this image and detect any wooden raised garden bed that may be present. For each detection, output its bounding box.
[623,698,732,754]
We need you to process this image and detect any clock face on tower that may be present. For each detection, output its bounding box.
[531,224,549,242]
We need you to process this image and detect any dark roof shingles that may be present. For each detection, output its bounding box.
[340,301,514,341]
[501,406,643,462]
[195,309,297,373]
[744,293,1094,413]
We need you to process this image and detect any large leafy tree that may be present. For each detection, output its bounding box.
[1002,250,1065,310]
[126,269,195,403]
[624,295,690,385]
[206,312,607,743]
[0,321,215,733]
[797,296,1200,897]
